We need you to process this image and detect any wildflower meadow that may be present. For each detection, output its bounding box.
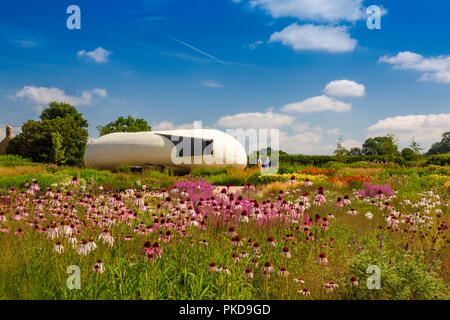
[0,156,448,300]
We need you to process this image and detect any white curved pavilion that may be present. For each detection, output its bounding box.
[84,129,247,171]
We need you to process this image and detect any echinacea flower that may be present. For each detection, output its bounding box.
[318,252,328,265]
[92,259,104,273]
[349,276,359,287]
[54,242,64,254]
[244,268,254,280]
[300,288,311,296]
[209,262,218,272]
[294,278,305,284]
[324,281,338,293]
[281,246,291,259]
[278,266,289,277]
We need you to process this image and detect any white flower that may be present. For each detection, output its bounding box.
[365,212,373,220]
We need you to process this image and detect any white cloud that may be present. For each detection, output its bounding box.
[77,47,112,63]
[216,111,294,129]
[269,23,357,53]
[249,40,263,50]
[202,80,223,88]
[14,86,107,112]
[281,95,351,113]
[325,128,342,135]
[379,51,450,84]
[341,139,362,149]
[152,121,197,131]
[292,122,323,133]
[92,88,108,97]
[279,131,334,154]
[367,114,450,143]
[323,79,365,97]
[250,0,365,23]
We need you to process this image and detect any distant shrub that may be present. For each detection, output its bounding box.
[426,153,450,166]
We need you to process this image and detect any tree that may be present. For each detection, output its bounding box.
[409,139,423,155]
[401,147,417,161]
[97,115,151,136]
[333,136,348,157]
[40,102,88,128]
[6,103,89,165]
[427,132,450,155]
[362,135,399,156]
[348,147,363,156]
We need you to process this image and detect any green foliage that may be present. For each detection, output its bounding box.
[401,147,417,161]
[426,153,450,166]
[427,132,450,155]
[362,135,399,156]
[6,103,88,166]
[97,115,151,136]
[40,102,89,128]
[0,155,35,167]
[344,250,448,300]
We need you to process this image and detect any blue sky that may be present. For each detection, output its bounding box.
[1,0,449,154]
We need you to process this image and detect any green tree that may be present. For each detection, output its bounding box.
[427,132,450,155]
[362,135,399,156]
[409,139,423,155]
[333,136,348,157]
[97,115,151,136]
[401,147,417,161]
[348,147,363,156]
[6,103,88,165]
[40,102,88,128]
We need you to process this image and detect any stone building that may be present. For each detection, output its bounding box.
[0,125,13,154]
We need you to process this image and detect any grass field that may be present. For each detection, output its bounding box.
[0,155,448,300]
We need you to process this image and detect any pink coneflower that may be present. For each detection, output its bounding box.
[0,212,6,222]
[232,235,243,246]
[300,288,311,296]
[252,242,261,255]
[343,195,351,205]
[227,226,237,237]
[335,197,343,208]
[251,257,258,268]
[318,252,328,265]
[266,236,276,247]
[209,262,218,272]
[92,259,104,273]
[324,281,338,293]
[133,193,145,209]
[219,266,231,275]
[244,268,254,280]
[294,278,305,284]
[54,242,64,254]
[231,252,240,264]
[77,239,90,255]
[71,176,79,185]
[281,246,291,259]
[239,211,249,223]
[349,276,359,287]
[261,261,274,274]
[347,208,357,216]
[88,238,97,251]
[278,266,289,277]
[152,242,162,257]
[15,228,24,235]
[304,178,313,187]
[375,190,385,199]
[141,241,152,255]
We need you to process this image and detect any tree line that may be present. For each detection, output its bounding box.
[5,102,450,166]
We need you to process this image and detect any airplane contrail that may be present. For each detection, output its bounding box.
[170,37,229,66]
